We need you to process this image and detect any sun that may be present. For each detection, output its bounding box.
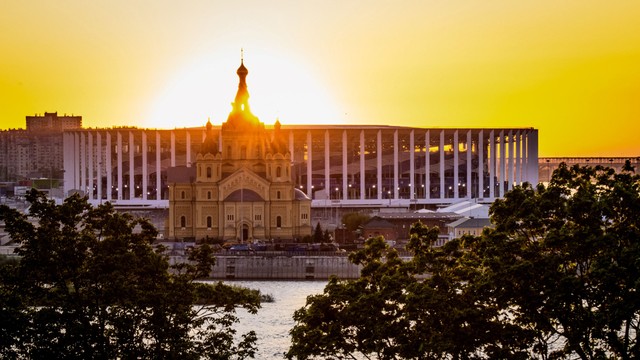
[143,50,343,129]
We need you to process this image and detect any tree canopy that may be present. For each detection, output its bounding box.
[287,162,640,359]
[0,190,261,359]
[341,212,371,232]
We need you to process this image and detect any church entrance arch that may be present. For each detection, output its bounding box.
[242,224,249,243]
[237,221,251,243]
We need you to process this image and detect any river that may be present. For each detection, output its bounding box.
[213,280,328,360]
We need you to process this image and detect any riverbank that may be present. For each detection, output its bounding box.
[171,253,364,279]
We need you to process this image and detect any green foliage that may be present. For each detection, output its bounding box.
[288,162,640,359]
[341,212,371,232]
[313,222,323,243]
[288,224,521,360]
[0,189,261,359]
[477,162,640,359]
[323,229,331,242]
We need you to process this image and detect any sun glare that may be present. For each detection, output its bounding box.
[143,50,342,129]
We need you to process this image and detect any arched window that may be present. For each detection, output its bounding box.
[227,145,232,158]
[276,190,281,199]
[207,191,212,200]
[198,165,201,177]
[276,166,282,177]
[276,216,282,228]
[206,216,212,228]
[180,216,186,228]
[181,191,186,199]
[206,167,212,178]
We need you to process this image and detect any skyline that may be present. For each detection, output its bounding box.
[1,1,639,157]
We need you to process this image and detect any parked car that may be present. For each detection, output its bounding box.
[252,243,268,251]
[222,241,238,250]
[228,244,252,251]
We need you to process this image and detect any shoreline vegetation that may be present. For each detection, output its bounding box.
[2,161,640,359]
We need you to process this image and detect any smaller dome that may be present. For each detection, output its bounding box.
[200,119,219,155]
[269,118,288,154]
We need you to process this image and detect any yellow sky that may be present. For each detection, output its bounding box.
[1,0,639,157]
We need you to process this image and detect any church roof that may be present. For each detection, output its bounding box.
[224,189,264,202]
[362,216,395,229]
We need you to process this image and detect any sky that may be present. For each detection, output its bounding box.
[1,1,639,157]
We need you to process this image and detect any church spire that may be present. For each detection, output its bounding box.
[234,49,250,113]
[223,50,261,131]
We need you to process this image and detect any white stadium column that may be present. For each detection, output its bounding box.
[439,130,445,199]
[342,130,348,200]
[129,132,135,200]
[140,130,149,200]
[142,131,148,200]
[409,130,415,200]
[88,133,93,200]
[499,130,506,198]
[63,132,74,197]
[73,133,82,190]
[106,132,112,201]
[466,130,472,199]
[453,130,459,199]
[359,130,365,200]
[425,130,430,200]
[80,133,86,196]
[117,132,123,201]
[515,130,521,185]
[377,130,382,199]
[96,132,102,202]
[306,131,312,198]
[393,129,399,200]
[508,130,514,191]
[478,130,484,199]
[155,131,161,200]
[489,130,495,199]
[324,130,330,201]
[527,130,539,186]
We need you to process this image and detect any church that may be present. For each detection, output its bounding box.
[167,59,312,242]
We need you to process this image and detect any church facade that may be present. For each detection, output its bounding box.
[167,60,312,241]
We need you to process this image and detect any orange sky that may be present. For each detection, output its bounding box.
[1,0,639,157]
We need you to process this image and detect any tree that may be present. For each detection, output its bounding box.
[313,222,323,243]
[341,212,370,232]
[287,224,525,360]
[288,162,640,359]
[323,229,332,243]
[476,162,640,359]
[0,189,261,359]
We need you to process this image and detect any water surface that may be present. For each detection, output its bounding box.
[214,280,328,359]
